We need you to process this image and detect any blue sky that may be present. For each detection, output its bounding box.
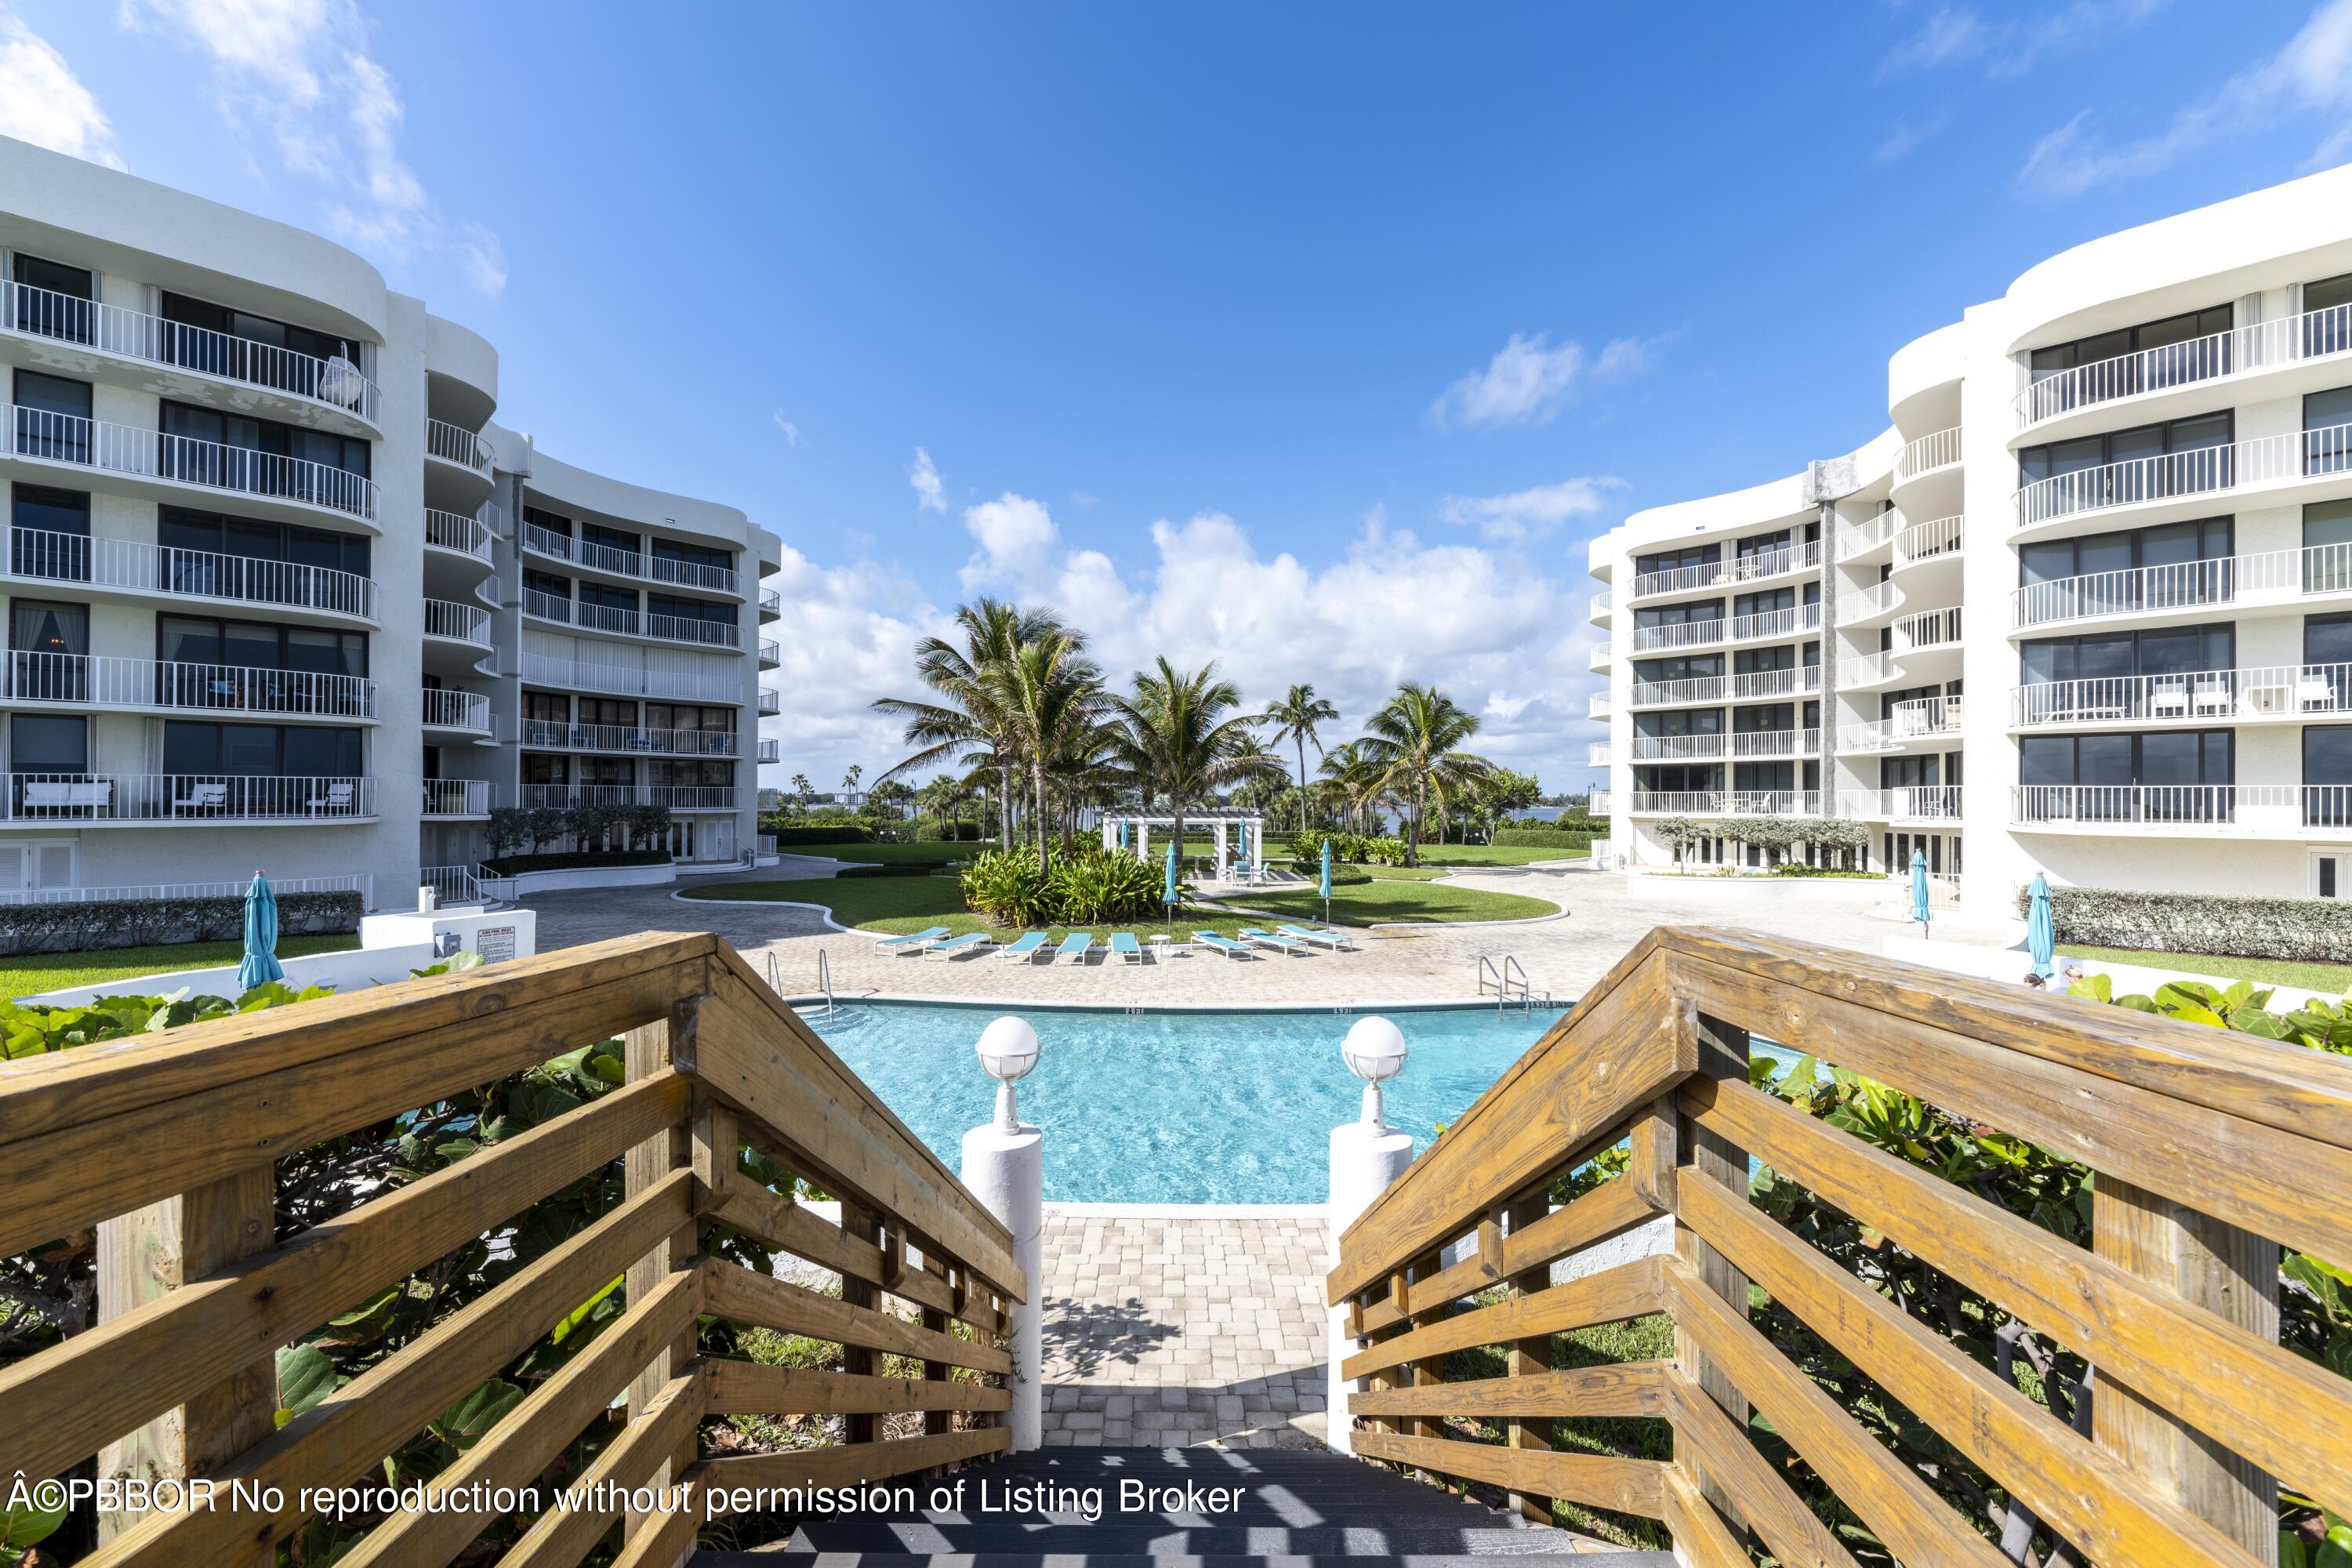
[7,1,2352,792]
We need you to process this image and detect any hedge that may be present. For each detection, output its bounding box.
[763,824,875,845]
[481,850,670,875]
[2020,884,2352,964]
[0,890,365,957]
[1491,828,1598,848]
[834,862,959,880]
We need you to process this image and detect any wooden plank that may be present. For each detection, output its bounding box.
[611,1491,702,1568]
[699,1258,1013,1375]
[840,1203,884,1446]
[1349,1431,1665,1520]
[0,1069,688,1490]
[703,1360,1012,1415]
[1501,1193,1554,1526]
[1685,1073,2348,1526]
[1665,1261,2010,1568]
[336,1271,702,1568]
[2094,1179,2282,1560]
[694,1427,1011,1508]
[499,1371,703,1568]
[623,1004,702,1537]
[1675,1171,2266,1568]
[1333,935,1690,1304]
[1659,1467,1750,1568]
[0,966,692,1258]
[918,1249,953,1438]
[1664,1366,1861,1568]
[694,982,1024,1303]
[707,1167,1003,1336]
[1341,1256,1661,1381]
[1665,946,2352,1270]
[1500,1171,1660,1276]
[1675,1008,1752,1531]
[1349,1359,1668,1419]
[84,1171,698,1567]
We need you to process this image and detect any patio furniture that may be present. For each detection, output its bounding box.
[2299,671,2339,710]
[1238,927,1310,957]
[307,782,356,813]
[2148,684,2190,719]
[1191,931,1254,960]
[924,932,991,961]
[1278,923,1358,952]
[22,780,109,815]
[1050,933,1094,965]
[994,931,1049,965]
[1110,932,1144,965]
[2191,675,2232,717]
[173,782,229,815]
[873,925,949,955]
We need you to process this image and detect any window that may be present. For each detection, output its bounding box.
[1635,764,1719,793]
[652,536,732,580]
[2027,303,2233,399]
[13,371,92,463]
[1633,654,1721,685]
[581,698,637,728]
[160,399,369,478]
[1733,762,1793,793]
[524,505,574,543]
[651,760,731,788]
[523,754,568,786]
[2017,517,2235,614]
[2307,273,2352,357]
[162,720,361,777]
[9,485,89,580]
[647,593,731,628]
[9,254,93,344]
[158,291,353,376]
[1633,598,1722,630]
[2020,730,2234,819]
[2020,623,2234,688]
[1886,755,1940,789]
[1634,543,1715,578]
[1634,709,1722,739]
[8,600,87,702]
[2308,387,2352,475]
[10,713,88,773]
[583,522,641,560]
[2307,727,2352,826]
[158,507,370,582]
[579,582,637,626]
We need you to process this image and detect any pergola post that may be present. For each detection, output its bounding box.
[1215,821,1229,881]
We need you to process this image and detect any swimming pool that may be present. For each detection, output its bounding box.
[807,1002,1570,1203]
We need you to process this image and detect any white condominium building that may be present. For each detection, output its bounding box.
[0,135,782,909]
[1588,162,2352,923]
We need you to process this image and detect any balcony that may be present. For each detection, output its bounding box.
[1631,617,1723,653]
[757,739,780,764]
[1838,580,1903,626]
[1588,641,1611,672]
[519,519,742,597]
[1835,509,1902,563]
[420,779,493,818]
[1839,649,1902,688]
[1628,665,1820,708]
[518,784,739,811]
[1628,728,1817,763]
[518,719,739,757]
[1626,790,1823,816]
[524,590,744,650]
[1893,605,1962,654]
[760,587,782,620]
[1588,691,1612,720]
[0,773,374,823]
[759,638,781,668]
[757,689,781,715]
[0,871,368,906]
[2,526,376,622]
[1839,786,1964,823]
[1627,539,1821,601]
[1895,425,1962,483]
[2013,422,2352,531]
[1588,590,1613,624]
[1893,512,1962,568]
[2009,542,2352,632]
[1627,601,1820,654]
[1588,789,1612,814]
[2009,662,2352,728]
[0,652,376,721]
[5,405,378,523]
[2008,782,2352,834]
[521,652,746,704]
[1733,601,1821,643]
[2014,301,2352,431]
[1588,742,1613,768]
[423,597,493,648]
[420,688,492,736]
[1841,694,1964,751]
[425,418,495,480]
[2,279,382,430]
[423,506,499,567]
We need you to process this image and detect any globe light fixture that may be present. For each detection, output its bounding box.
[976,1015,1042,1131]
[1341,1015,1408,1130]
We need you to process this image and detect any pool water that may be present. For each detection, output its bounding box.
[807,1002,1570,1203]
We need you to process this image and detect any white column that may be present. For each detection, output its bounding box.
[962,1120,1044,1450]
[1215,820,1229,881]
[1102,819,1114,853]
[1325,1120,1414,1454]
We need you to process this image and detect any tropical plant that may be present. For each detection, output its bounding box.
[1356,683,1492,866]
[1317,740,1385,834]
[789,773,812,813]
[521,805,569,855]
[485,806,528,859]
[985,630,1110,876]
[1261,683,1341,834]
[1108,658,1286,862]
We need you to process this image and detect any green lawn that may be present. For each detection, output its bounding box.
[2056,942,2352,994]
[1411,844,1589,866]
[1227,879,1559,927]
[2,933,363,1001]
[1355,864,1452,881]
[772,840,979,866]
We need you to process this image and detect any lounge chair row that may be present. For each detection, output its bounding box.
[869,924,1358,963]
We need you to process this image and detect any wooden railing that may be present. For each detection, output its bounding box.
[1329,926,2352,1566]
[0,931,1023,1566]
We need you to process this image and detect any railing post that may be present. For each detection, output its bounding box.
[1325,1112,1413,1454]
[1501,1190,1554,1523]
[840,1202,885,1444]
[962,1112,1043,1450]
[1673,1005,1753,1532]
[2091,1181,2281,1563]
[623,995,704,1547]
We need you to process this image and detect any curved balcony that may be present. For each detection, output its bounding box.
[1588,742,1613,768]
[760,587,782,621]
[5,406,378,524]
[1629,728,1817,763]
[423,506,499,567]
[2,280,380,433]
[1835,509,1902,564]
[2009,543,2352,633]
[1588,641,1612,672]
[757,689,781,715]
[420,779,493,818]
[1,652,376,721]
[2009,783,2328,835]
[2012,423,2352,535]
[2,526,376,624]
[759,637,781,668]
[1892,512,1962,571]
[2013,302,2352,435]
[420,687,494,737]
[2,773,374,824]
[1895,426,1962,483]
[1630,617,1724,654]
[1840,695,1963,753]
[423,597,494,649]
[1588,691,1613,720]
[521,652,745,703]
[1893,605,1962,655]
[426,418,494,479]
[1837,579,1904,629]
[519,519,743,597]
[1627,539,1821,603]
[1588,789,1613,815]
[1838,649,1903,690]
[524,589,745,651]
[1588,590,1613,625]
[518,719,739,757]
[1838,786,1963,824]
[757,739,781,764]
[2009,662,2352,728]
[1627,789,1822,817]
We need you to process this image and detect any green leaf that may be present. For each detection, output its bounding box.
[2314,1524,2352,1568]
[0,1490,66,1549]
[276,1342,340,1425]
[551,1276,626,1345]
[433,1380,524,1449]
[327,1287,403,1341]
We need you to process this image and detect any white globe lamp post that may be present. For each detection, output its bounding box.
[1341,1015,1408,1131]
[975,1015,1042,1131]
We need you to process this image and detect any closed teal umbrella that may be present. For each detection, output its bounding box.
[1117,819,1128,852]
[2027,872,2056,980]
[238,872,285,991]
[1909,848,1932,935]
[1319,838,1333,924]
[1163,840,1180,936]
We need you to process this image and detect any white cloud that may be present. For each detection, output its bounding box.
[1881,0,2165,81]
[908,446,946,512]
[116,0,505,294]
[771,412,803,447]
[1428,331,1665,431]
[1872,111,1948,165]
[2016,0,2352,198]
[1436,477,1625,543]
[0,11,125,169]
[1069,489,1099,509]
[958,492,1058,591]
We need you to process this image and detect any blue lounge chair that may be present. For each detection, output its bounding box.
[995,931,1049,964]
[1109,931,1143,966]
[924,931,991,961]
[1192,931,1254,960]
[1051,933,1094,965]
[1278,923,1358,952]
[874,925,949,956]
[1239,927,1310,957]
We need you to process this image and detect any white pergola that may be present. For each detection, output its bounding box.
[1100,808,1267,883]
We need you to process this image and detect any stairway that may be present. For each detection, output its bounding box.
[693,1446,1672,1564]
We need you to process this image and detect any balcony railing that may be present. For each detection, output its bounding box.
[1838,581,1901,622]
[419,687,492,732]
[1588,742,1613,768]
[1630,617,1725,652]
[518,784,739,811]
[1896,425,1962,481]
[1835,509,1902,561]
[519,720,739,756]
[518,521,742,595]
[757,688,780,714]
[1588,789,1612,813]
[1841,694,1964,750]
[2014,421,2352,527]
[0,651,376,720]
[2009,662,2352,727]
[420,779,493,816]
[1841,786,1964,822]
[2,773,373,822]
[652,612,741,649]
[2015,299,2352,427]
[5,405,378,520]
[1839,649,1901,687]
[1628,728,1817,763]
[1894,511,1962,567]
[1588,691,1613,720]
[419,865,484,906]
[1588,641,1611,671]
[521,652,746,703]
[0,872,368,906]
[423,506,496,564]
[1893,605,1962,652]
[425,418,494,477]
[1628,540,1821,600]
[1627,664,1820,707]
[423,597,492,645]
[3,279,381,426]
[757,738,780,764]
[1631,733,1725,761]
[1627,789,1823,816]
[760,586,781,616]
[757,637,780,666]
[1736,726,1817,757]
[1588,590,1612,619]
[3,526,376,619]
[2012,783,2303,830]
[2009,540,2352,629]
[1731,601,1821,642]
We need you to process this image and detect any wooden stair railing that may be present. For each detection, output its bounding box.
[1329,926,2352,1568]
[0,931,1023,1568]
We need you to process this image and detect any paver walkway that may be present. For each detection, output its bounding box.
[1037,1212,1329,1449]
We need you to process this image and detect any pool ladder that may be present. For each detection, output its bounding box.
[1478,953,1532,1012]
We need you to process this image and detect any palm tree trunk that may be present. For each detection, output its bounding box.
[998,767,1015,851]
[1033,764,1052,878]
[1296,737,1308,834]
[1409,779,1426,867]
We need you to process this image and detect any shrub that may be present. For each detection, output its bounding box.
[480,851,670,876]
[1293,830,1406,866]
[958,850,1052,927]
[918,820,982,841]
[2021,884,2352,964]
[1287,858,1374,887]
[0,891,365,958]
[764,824,875,846]
[1492,828,1595,848]
[958,847,1168,927]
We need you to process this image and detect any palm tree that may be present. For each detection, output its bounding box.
[1357,683,1493,867]
[788,773,811,814]
[986,630,1110,876]
[1261,684,1340,834]
[841,764,862,800]
[1109,659,1287,869]
[1317,741,1381,834]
